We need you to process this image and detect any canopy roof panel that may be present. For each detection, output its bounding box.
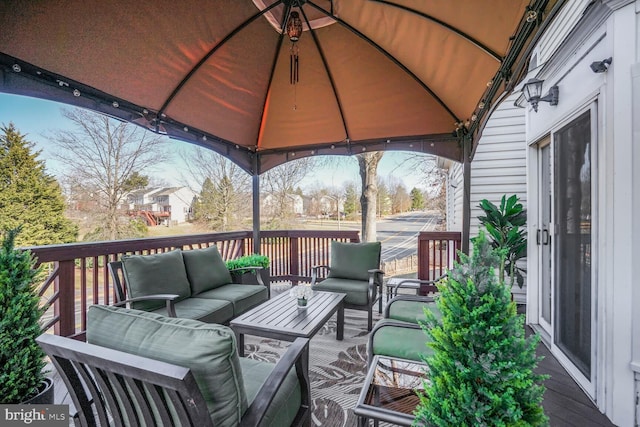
[0,0,561,173]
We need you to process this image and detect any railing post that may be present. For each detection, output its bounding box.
[290,236,299,285]
[55,260,76,337]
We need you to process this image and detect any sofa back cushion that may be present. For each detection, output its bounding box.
[182,245,233,294]
[121,250,191,311]
[328,241,381,281]
[87,305,247,427]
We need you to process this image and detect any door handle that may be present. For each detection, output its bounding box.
[542,229,550,245]
[536,229,541,245]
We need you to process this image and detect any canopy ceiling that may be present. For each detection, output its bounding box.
[0,0,560,174]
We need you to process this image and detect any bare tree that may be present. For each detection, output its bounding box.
[179,147,251,230]
[261,158,314,228]
[51,108,168,240]
[357,152,384,242]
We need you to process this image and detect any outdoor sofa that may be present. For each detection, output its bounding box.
[38,305,310,426]
[108,245,268,324]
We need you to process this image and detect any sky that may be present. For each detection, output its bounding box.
[0,93,427,192]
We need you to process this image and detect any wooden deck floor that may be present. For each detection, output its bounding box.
[49,336,615,426]
[535,337,614,426]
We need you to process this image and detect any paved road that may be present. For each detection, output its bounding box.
[377,211,441,262]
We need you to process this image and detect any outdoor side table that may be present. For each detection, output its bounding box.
[230,290,346,357]
[385,277,421,303]
[354,355,428,426]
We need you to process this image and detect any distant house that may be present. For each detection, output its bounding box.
[125,187,196,225]
[261,193,303,217]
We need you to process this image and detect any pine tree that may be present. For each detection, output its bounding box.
[410,187,425,211]
[415,231,548,426]
[0,124,77,246]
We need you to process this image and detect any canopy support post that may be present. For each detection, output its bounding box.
[461,135,471,255]
[252,156,261,255]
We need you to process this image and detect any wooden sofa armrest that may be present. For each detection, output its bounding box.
[240,337,311,426]
[310,265,330,284]
[113,294,179,317]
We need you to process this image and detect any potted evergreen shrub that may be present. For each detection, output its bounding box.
[477,194,527,288]
[414,231,547,426]
[226,253,270,288]
[0,227,53,404]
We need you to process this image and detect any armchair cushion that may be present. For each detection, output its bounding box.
[182,245,233,294]
[121,250,191,311]
[370,319,433,362]
[86,305,247,427]
[240,358,302,427]
[312,277,372,306]
[387,299,440,324]
[327,241,381,281]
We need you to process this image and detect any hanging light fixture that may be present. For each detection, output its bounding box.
[286,11,302,42]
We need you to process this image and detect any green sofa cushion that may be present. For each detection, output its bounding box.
[121,250,191,311]
[86,305,247,427]
[328,241,381,281]
[196,284,268,316]
[371,319,433,362]
[239,358,301,427]
[313,277,372,306]
[150,297,234,324]
[182,245,233,294]
[388,300,440,324]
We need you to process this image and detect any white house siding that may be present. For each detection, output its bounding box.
[167,187,196,224]
[523,0,639,424]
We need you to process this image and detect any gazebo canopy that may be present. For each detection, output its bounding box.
[0,0,561,174]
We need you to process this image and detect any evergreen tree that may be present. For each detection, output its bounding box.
[0,124,77,246]
[415,231,547,426]
[410,187,425,211]
[343,182,359,219]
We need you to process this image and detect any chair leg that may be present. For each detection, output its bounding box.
[368,307,373,331]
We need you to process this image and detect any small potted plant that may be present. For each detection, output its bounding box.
[289,284,314,308]
[0,227,53,404]
[226,253,270,288]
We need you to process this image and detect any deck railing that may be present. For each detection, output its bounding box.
[417,231,462,280]
[26,229,359,339]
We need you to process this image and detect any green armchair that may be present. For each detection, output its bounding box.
[311,241,383,331]
[38,305,310,427]
[367,294,441,365]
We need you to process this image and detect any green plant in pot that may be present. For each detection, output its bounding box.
[414,231,547,426]
[477,194,527,288]
[226,254,270,288]
[0,227,53,404]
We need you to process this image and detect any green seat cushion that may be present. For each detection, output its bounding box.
[371,319,433,362]
[388,300,441,324]
[151,297,234,324]
[121,250,191,311]
[196,284,268,316]
[87,305,247,427]
[182,245,233,294]
[240,358,301,427]
[313,278,373,306]
[328,241,381,281]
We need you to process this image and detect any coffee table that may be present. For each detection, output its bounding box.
[230,290,346,357]
[353,355,428,426]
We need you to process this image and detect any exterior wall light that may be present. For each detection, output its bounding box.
[522,78,559,112]
[590,57,612,73]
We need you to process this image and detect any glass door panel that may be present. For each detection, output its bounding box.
[553,110,592,378]
[540,142,552,329]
